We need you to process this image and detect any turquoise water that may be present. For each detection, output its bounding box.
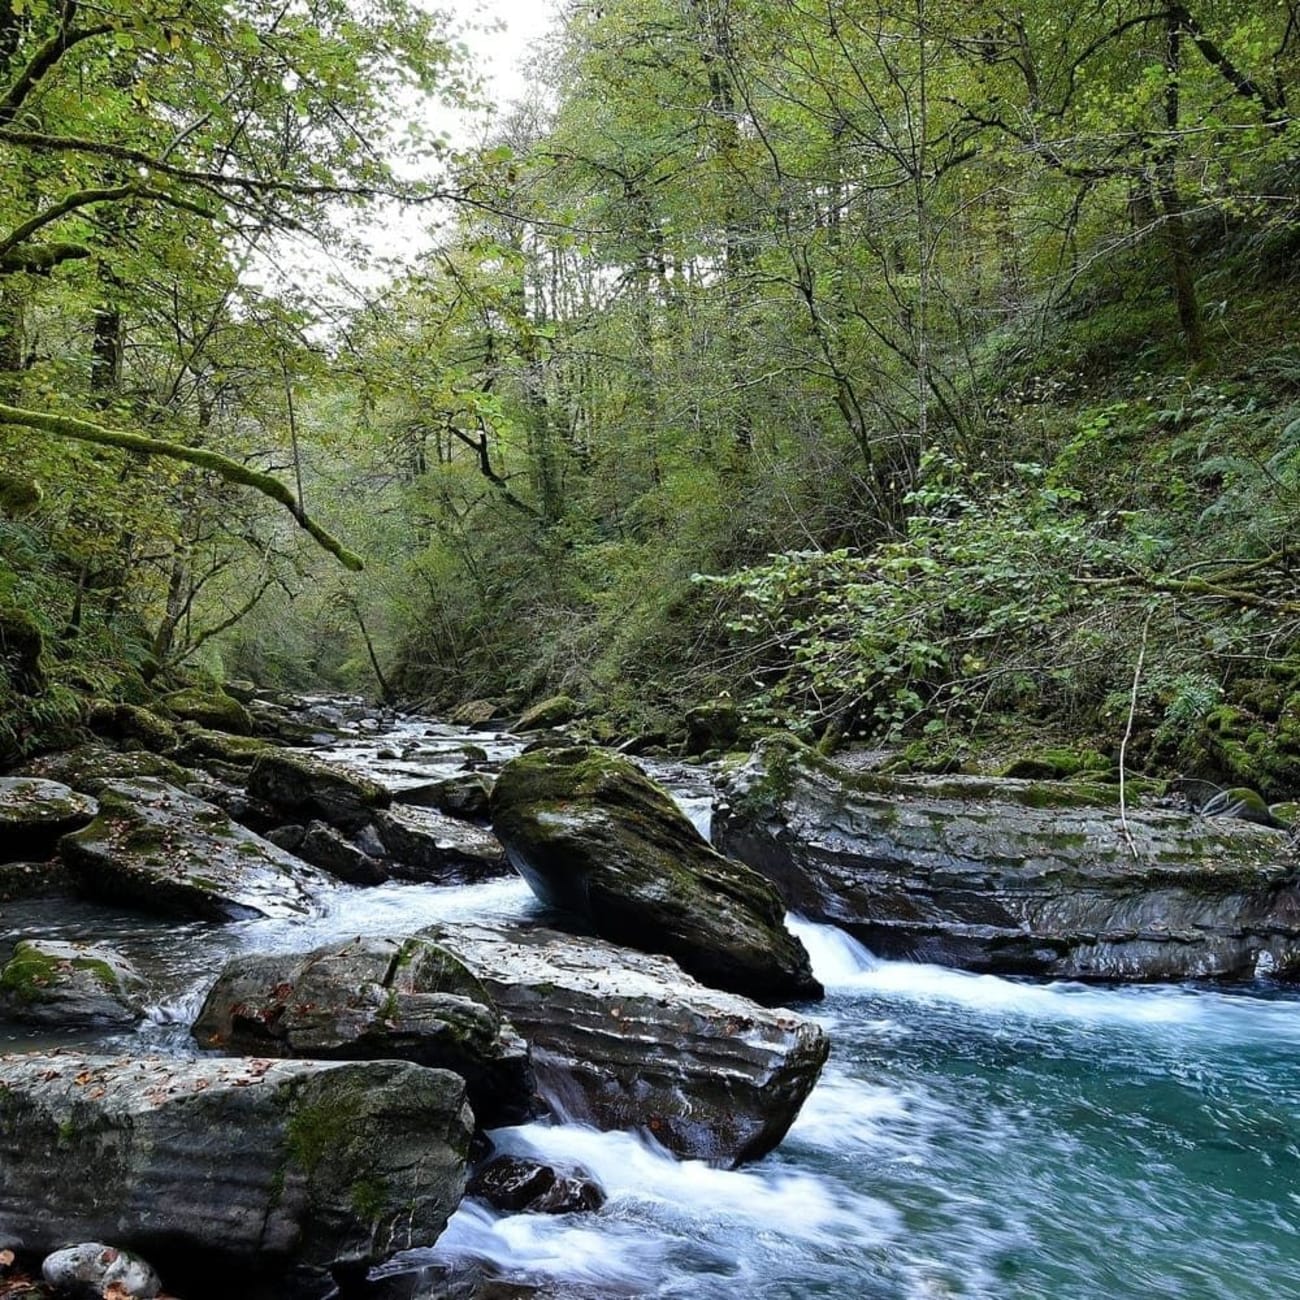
[416,920,1300,1300]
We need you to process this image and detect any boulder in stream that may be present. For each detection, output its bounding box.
[42,1243,161,1299]
[490,746,821,1005]
[715,737,1300,981]
[516,695,578,731]
[375,805,508,883]
[430,920,829,1166]
[60,779,330,921]
[0,1053,471,1293]
[0,940,144,1028]
[247,749,391,832]
[0,778,97,862]
[15,744,194,796]
[393,771,495,820]
[192,935,534,1126]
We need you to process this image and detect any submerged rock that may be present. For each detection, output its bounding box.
[247,749,391,832]
[0,940,144,1028]
[431,921,829,1166]
[0,1053,471,1292]
[0,778,97,862]
[192,936,533,1126]
[466,1155,604,1215]
[490,746,820,1005]
[60,779,329,921]
[716,738,1300,981]
[375,805,508,883]
[42,1243,161,1299]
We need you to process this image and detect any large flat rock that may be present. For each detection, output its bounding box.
[429,921,829,1167]
[716,738,1300,980]
[0,778,97,862]
[0,1053,471,1292]
[192,936,534,1126]
[60,779,331,921]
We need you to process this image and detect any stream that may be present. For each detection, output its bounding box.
[3,709,1299,1299]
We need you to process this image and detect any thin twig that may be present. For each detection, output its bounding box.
[1119,604,1157,860]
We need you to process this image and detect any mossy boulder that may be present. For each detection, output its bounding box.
[0,472,43,518]
[684,699,741,755]
[716,737,1300,982]
[15,744,194,795]
[449,699,500,727]
[998,747,1110,780]
[160,687,252,736]
[0,1053,471,1293]
[490,746,821,1005]
[0,859,72,902]
[515,694,578,731]
[1195,702,1300,802]
[0,940,145,1028]
[247,749,391,832]
[0,777,97,862]
[173,724,273,770]
[192,936,533,1128]
[0,604,45,694]
[86,702,179,754]
[60,778,329,921]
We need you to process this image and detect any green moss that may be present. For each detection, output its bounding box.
[350,1175,391,1221]
[70,956,120,990]
[0,947,61,1000]
[286,1086,364,1174]
[162,688,253,736]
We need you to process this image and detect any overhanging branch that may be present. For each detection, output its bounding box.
[0,402,363,571]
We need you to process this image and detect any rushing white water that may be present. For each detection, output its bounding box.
[5,717,1300,1299]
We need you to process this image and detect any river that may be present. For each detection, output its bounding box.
[3,713,1299,1299]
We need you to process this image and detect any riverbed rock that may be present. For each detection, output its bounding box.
[174,724,274,771]
[15,744,194,796]
[516,695,578,731]
[466,1156,605,1215]
[293,820,389,885]
[247,749,391,832]
[192,936,533,1127]
[684,699,741,755]
[0,1053,471,1292]
[430,920,829,1166]
[60,779,329,921]
[86,703,180,755]
[450,700,500,727]
[41,1243,161,1299]
[715,737,1300,981]
[161,687,253,736]
[0,859,72,901]
[0,940,144,1028]
[375,806,508,883]
[489,746,820,1005]
[0,778,97,862]
[393,772,495,820]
